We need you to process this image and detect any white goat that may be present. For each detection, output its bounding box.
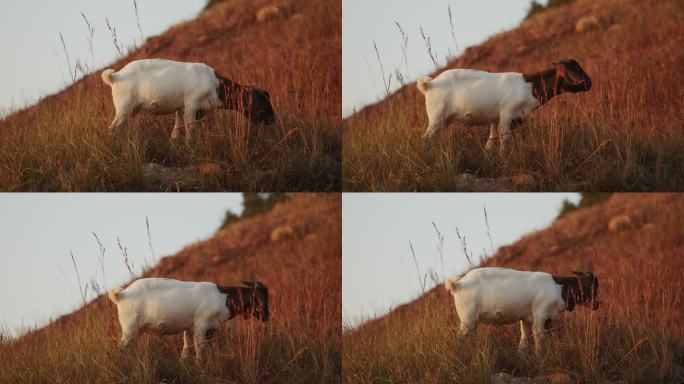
[101,59,275,140]
[108,278,269,360]
[417,59,592,153]
[444,267,599,351]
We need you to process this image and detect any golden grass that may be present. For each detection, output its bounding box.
[342,0,684,191]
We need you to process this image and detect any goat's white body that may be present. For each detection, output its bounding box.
[102,59,222,139]
[418,69,540,152]
[108,277,229,359]
[445,267,566,351]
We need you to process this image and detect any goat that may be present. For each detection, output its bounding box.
[417,59,592,153]
[444,267,599,351]
[108,278,269,360]
[101,59,275,140]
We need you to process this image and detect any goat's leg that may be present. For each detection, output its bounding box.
[171,111,183,140]
[485,123,499,151]
[183,105,199,142]
[109,99,132,134]
[118,333,137,349]
[518,320,530,350]
[117,327,138,350]
[532,317,546,353]
[181,330,193,359]
[422,122,443,140]
[457,321,475,338]
[498,117,513,155]
[108,113,129,134]
[116,316,139,349]
[421,107,445,140]
[192,325,208,361]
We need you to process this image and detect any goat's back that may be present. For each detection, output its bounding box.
[114,278,228,333]
[425,70,535,124]
[451,268,563,324]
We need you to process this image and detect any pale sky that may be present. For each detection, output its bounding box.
[342,0,547,117]
[342,193,579,328]
[0,0,206,116]
[0,193,242,337]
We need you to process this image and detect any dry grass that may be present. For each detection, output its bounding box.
[342,0,684,191]
[0,0,340,191]
[0,194,342,383]
[343,193,684,383]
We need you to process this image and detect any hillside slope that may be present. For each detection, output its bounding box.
[1,194,341,383]
[343,0,684,191]
[344,194,683,382]
[0,0,340,191]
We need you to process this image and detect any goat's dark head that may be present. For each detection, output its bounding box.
[571,271,600,310]
[553,271,600,311]
[219,281,270,322]
[215,73,275,125]
[241,281,270,321]
[554,59,592,93]
[243,86,275,125]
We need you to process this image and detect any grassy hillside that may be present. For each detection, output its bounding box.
[0,0,340,191]
[0,194,341,383]
[343,0,684,191]
[343,194,683,383]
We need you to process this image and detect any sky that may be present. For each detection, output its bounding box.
[342,0,547,117]
[342,193,580,328]
[0,193,242,337]
[0,0,206,116]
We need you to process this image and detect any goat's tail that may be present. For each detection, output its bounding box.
[444,276,460,294]
[101,69,116,86]
[416,76,433,94]
[108,287,123,303]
